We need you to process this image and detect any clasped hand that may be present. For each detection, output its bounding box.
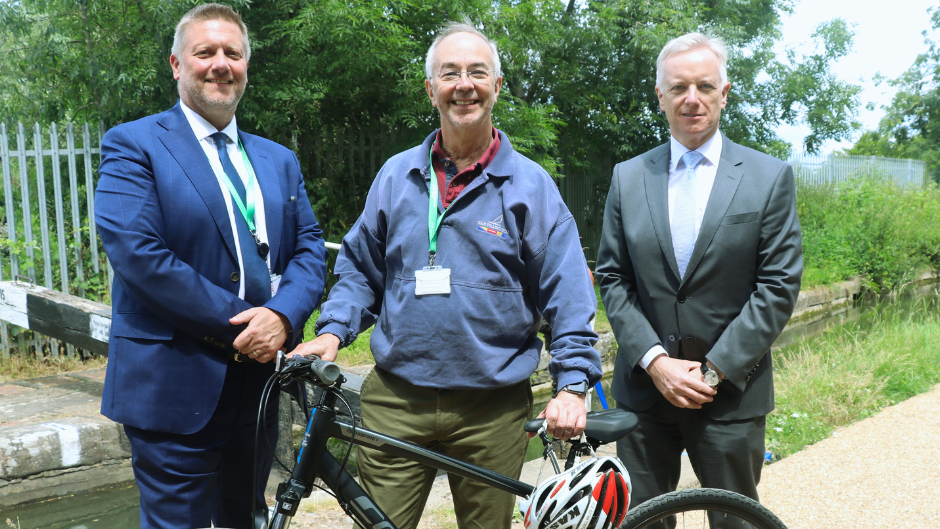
[647,355,717,409]
[230,307,291,363]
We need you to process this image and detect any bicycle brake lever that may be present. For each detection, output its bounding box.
[276,350,285,373]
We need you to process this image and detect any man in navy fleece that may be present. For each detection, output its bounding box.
[292,21,601,529]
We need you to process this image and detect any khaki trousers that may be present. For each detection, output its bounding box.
[356,367,533,529]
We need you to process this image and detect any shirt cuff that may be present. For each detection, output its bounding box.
[554,371,589,393]
[316,322,352,348]
[639,345,668,371]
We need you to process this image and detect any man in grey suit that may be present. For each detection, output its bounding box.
[595,32,802,524]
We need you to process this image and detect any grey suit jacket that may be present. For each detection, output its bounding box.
[595,134,802,420]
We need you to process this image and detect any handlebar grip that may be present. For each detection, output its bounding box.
[310,358,341,385]
[524,418,544,433]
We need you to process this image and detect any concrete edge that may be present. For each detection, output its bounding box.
[0,459,134,509]
[0,416,131,486]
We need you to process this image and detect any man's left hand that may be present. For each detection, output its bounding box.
[230,308,290,363]
[528,391,587,441]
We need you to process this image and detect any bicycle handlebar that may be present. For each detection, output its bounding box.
[277,355,342,386]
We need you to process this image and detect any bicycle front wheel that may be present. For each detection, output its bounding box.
[620,488,788,529]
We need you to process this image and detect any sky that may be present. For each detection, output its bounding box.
[774,0,937,155]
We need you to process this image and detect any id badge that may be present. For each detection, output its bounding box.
[415,266,451,296]
[270,273,282,297]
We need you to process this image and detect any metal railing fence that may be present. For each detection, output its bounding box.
[0,121,108,358]
[788,153,925,187]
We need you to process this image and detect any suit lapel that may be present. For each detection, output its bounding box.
[241,132,284,270]
[157,105,240,263]
[643,145,680,280]
[684,135,743,282]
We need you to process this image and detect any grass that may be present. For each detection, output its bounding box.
[0,354,107,383]
[766,292,940,458]
[593,285,611,333]
[301,309,375,366]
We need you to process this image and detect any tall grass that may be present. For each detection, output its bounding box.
[0,354,107,382]
[797,177,940,289]
[767,292,940,457]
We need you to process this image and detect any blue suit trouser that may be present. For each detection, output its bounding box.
[124,361,278,529]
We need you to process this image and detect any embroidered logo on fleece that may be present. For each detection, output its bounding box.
[477,214,509,239]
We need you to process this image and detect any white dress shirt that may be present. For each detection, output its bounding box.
[640,131,723,370]
[179,101,270,300]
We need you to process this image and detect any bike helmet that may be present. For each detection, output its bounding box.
[520,456,631,529]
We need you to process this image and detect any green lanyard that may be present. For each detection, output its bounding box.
[427,144,446,266]
[217,138,259,233]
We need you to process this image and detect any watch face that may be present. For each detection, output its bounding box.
[704,369,721,387]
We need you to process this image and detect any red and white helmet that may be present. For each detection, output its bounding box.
[520,456,631,529]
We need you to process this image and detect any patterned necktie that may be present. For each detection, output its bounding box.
[672,150,704,280]
[210,132,271,305]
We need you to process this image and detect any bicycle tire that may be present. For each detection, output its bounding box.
[620,488,788,529]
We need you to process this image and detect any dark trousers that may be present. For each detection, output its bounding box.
[616,399,765,529]
[125,361,278,529]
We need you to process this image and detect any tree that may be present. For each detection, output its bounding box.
[0,0,863,243]
[845,7,940,183]
[0,0,202,125]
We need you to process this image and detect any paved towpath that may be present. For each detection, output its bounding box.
[757,383,940,528]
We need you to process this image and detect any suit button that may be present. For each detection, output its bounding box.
[678,295,686,303]
[231,272,239,282]
[668,335,676,342]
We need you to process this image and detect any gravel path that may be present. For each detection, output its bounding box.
[758,383,940,528]
[282,384,940,528]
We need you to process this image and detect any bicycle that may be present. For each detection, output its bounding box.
[263,354,789,529]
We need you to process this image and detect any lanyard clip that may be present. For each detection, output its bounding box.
[428,251,436,267]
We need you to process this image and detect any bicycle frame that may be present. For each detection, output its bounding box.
[268,374,534,529]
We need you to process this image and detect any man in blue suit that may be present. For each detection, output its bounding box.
[94,4,327,528]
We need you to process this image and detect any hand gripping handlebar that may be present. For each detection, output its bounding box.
[277,354,343,387]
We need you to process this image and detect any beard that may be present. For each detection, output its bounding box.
[178,67,246,116]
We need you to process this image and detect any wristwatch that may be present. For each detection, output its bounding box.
[554,380,588,398]
[701,364,721,388]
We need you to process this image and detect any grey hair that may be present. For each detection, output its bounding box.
[655,32,728,88]
[171,3,251,62]
[424,21,501,79]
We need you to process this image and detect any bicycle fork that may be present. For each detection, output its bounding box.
[268,384,397,529]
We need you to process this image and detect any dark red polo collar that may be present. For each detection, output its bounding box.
[431,128,501,208]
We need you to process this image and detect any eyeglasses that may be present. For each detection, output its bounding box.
[434,68,494,83]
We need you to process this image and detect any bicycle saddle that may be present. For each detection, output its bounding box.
[524,409,638,443]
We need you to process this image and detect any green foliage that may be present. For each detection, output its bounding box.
[845,7,940,183]
[0,0,863,246]
[760,19,862,154]
[797,176,940,290]
[0,0,201,125]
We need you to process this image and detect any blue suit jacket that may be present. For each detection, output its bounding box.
[95,103,327,434]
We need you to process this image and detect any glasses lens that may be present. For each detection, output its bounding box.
[439,70,461,82]
[437,69,491,82]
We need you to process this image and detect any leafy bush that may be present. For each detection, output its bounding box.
[797,176,940,290]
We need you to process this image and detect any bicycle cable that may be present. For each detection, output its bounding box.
[329,385,358,517]
[251,372,281,527]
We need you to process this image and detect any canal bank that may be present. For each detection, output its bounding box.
[1,273,937,512]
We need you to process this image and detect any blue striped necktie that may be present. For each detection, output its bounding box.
[211,132,271,305]
[672,150,704,279]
